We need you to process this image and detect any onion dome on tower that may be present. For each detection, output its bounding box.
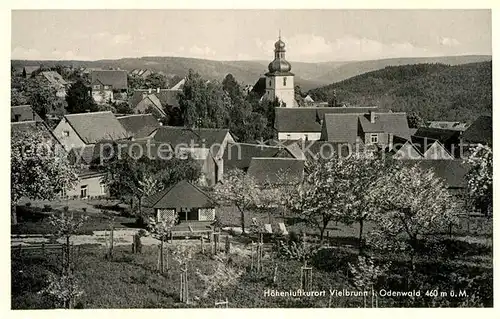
[267,34,292,74]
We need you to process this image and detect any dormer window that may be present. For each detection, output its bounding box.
[62,130,70,137]
[93,84,100,90]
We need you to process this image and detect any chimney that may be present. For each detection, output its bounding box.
[370,111,376,124]
[32,111,36,121]
[156,87,160,94]
[148,88,152,94]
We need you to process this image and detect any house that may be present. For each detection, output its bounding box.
[129,88,181,118]
[413,127,463,158]
[11,105,43,122]
[63,168,108,199]
[52,111,132,151]
[143,180,216,237]
[461,115,492,146]
[275,106,378,140]
[117,114,161,140]
[392,136,454,160]
[247,157,305,185]
[223,142,298,171]
[36,71,69,97]
[90,70,128,104]
[320,111,410,147]
[151,126,235,183]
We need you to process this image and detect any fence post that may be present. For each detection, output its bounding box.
[225,235,230,254]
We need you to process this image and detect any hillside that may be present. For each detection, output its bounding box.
[308,61,492,123]
[11,55,490,92]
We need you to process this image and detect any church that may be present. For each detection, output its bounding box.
[252,35,297,108]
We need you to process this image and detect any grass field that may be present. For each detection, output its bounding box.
[11,200,493,308]
[12,230,492,308]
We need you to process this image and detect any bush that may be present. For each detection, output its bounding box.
[82,208,87,213]
[274,240,321,262]
[63,206,69,212]
[42,205,52,212]
[25,202,32,207]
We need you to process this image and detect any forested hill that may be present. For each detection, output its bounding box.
[308,61,492,123]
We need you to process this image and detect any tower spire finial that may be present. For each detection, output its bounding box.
[279,29,281,40]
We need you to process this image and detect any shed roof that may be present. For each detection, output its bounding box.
[117,114,161,139]
[91,70,128,90]
[223,142,295,170]
[143,180,216,209]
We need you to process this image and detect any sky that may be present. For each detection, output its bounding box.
[11,10,492,62]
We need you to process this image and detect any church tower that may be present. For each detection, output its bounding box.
[264,33,295,108]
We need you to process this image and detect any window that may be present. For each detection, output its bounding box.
[62,130,70,137]
[304,134,309,141]
[269,80,272,87]
[61,188,67,197]
[104,85,110,90]
[283,77,287,86]
[370,134,379,144]
[99,183,106,195]
[93,84,100,90]
[80,185,88,198]
[13,114,20,122]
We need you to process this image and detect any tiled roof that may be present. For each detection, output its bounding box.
[275,106,377,133]
[223,142,295,170]
[251,77,267,97]
[11,105,42,122]
[322,112,410,143]
[64,111,131,144]
[414,127,462,145]
[129,89,181,110]
[117,114,161,139]
[358,113,411,139]
[461,115,492,145]
[143,180,216,209]
[91,70,128,90]
[39,71,68,87]
[247,157,304,184]
[321,113,361,144]
[11,121,62,148]
[156,89,181,108]
[151,126,231,156]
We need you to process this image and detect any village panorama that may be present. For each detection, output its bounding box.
[10,9,493,309]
